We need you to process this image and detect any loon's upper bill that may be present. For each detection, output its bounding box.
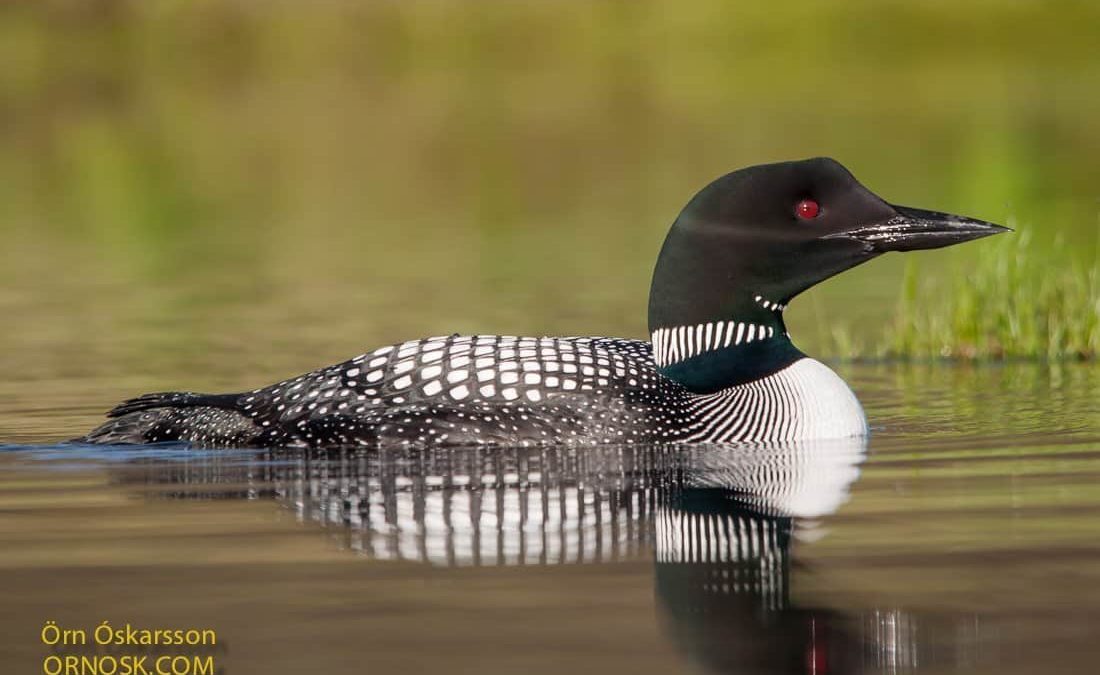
[824,204,1010,252]
[77,157,1008,450]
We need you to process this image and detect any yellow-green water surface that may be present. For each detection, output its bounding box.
[2,363,1099,674]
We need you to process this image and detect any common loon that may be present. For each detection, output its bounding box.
[80,158,1006,449]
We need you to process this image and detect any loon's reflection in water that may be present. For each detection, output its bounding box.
[118,441,988,674]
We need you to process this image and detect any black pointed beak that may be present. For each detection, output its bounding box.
[830,204,1011,252]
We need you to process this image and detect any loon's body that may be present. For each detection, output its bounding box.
[81,158,1005,449]
[84,337,864,448]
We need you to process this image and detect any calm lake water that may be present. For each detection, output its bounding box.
[2,362,1098,674]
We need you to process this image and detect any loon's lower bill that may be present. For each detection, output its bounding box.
[79,158,1007,449]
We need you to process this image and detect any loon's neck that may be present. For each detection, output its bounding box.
[648,294,804,393]
[647,211,808,393]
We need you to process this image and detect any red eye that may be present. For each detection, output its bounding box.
[796,199,820,220]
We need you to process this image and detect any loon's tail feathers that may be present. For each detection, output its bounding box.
[78,407,172,445]
[79,391,258,446]
[106,391,244,418]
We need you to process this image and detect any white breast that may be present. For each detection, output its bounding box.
[678,358,868,443]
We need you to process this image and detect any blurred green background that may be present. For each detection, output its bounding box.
[1,0,1098,397]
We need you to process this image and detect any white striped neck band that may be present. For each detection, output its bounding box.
[754,294,787,312]
[650,319,784,368]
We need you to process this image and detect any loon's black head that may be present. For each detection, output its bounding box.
[649,157,1008,391]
